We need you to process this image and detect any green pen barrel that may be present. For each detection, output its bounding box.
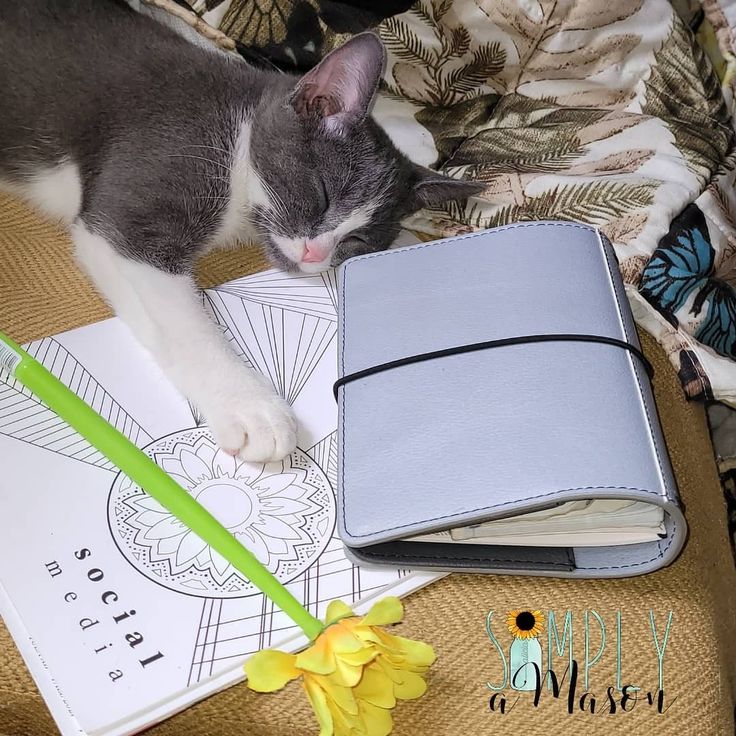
[0,331,324,641]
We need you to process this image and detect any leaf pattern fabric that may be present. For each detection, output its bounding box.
[219,0,736,408]
[219,0,415,71]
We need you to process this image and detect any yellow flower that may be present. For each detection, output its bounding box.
[506,609,545,639]
[245,597,436,736]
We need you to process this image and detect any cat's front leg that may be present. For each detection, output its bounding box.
[72,222,297,462]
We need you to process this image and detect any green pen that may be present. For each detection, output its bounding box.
[0,330,324,641]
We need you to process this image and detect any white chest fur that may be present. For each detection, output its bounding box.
[0,159,83,224]
[208,121,268,249]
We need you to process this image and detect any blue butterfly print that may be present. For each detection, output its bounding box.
[694,280,736,358]
[640,204,736,360]
[640,205,713,326]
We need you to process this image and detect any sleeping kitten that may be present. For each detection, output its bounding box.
[0,0,481,462]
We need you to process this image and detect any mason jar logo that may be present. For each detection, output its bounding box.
[506,609,545,691]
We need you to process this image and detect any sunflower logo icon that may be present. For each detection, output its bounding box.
[506,609,545,691]
[506,610,545,639]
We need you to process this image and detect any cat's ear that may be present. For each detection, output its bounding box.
[289,32,386,133]
[411,165,486,209]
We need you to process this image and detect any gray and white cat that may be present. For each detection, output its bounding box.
[0,0,481,462]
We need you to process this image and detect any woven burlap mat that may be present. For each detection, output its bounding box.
[1,192,735,736]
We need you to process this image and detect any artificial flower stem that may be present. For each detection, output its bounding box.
[0,331,325,641]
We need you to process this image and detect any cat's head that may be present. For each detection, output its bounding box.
[249,33,483,273]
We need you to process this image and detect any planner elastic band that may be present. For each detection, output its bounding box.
[333,333,654,399]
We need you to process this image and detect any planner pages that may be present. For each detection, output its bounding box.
[0,264,440,736]
[410,500,666,547]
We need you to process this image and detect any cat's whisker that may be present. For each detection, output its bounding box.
[259,192,286,222]
[265,198,288,221]
[262,190,289,219]
[167,153,233,174]
[260,179,289,218]
[183,143,234,157]
[202,175,232,185]
[256,212,285,234]
[342,151,355,188]
[257,212,283,230]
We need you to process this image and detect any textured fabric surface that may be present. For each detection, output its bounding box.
[0,193,735,735]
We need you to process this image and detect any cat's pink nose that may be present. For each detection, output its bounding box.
[301,240,331,264]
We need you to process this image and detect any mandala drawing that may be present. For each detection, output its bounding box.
[108,428,335,597]
[0,268,419,694]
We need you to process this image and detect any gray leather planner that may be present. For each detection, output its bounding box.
[335,221,687,578]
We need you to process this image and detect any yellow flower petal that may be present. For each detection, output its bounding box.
[372,631,436,667]
[358,699,394,736]
[394,637,436,668]
[297,625,366,675]
[321,677,360,716]
[244,650,299,692]
[330,703,365,736]
[296,633,335,675]
[334,652,369,688]
[353,663,396,709]
[304,678,335,736]
[338,646,378,668]
[393,669,428,700]
[361,597,403,627]
[329,624,367,655]
[374,656,404,685]
[326,600,355,625]
[245,600,436,736]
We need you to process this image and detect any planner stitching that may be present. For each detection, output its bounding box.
[599,231,670,564]
[343,221,595,267]
[339,222,674,571]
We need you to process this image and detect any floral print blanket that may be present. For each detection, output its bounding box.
[206,0,736,410]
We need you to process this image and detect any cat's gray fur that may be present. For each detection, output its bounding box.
[0,0,482,462]
[0,0,480,272]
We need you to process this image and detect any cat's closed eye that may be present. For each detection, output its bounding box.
[346,233,368,246]
[249,32,482,274]
[316,179,329,215]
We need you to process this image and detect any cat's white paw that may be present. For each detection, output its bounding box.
[205,388,298,463]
